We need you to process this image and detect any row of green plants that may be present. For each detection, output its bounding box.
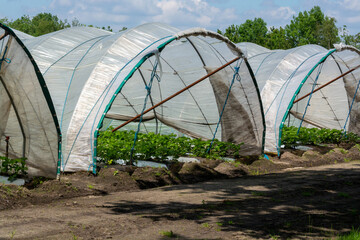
[97,129,244,164]
[282,126,360,148]
[0,156,27,181]
[97,126,360,165]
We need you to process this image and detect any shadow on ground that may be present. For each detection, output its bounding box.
[104,164,360,239]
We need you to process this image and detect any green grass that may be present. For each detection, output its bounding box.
[349,208,358,216]
[338,192,350,198]
[336,227,360,240]
[159,230,176,238]
[251,191,266,196]
[9,230,16,239]
[202,223,210,228]
[301,190,314,197]
[340,149,349,154]
[355,144,360,152]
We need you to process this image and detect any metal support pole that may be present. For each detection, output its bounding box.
[0,32,8,41]
[112,56,241,132]
[5,136,9,158]
[294,64,360,104]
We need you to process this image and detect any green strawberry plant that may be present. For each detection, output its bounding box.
[97,128,244,165]
[282,126,360,148]
[0,156,27,181]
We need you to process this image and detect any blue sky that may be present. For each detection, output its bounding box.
[0,0,359,35]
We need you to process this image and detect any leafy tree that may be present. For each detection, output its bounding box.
[218,6,341,50]
[0,13,126,36]
[102,26,113,32]
[285,6,339,49]
[71,18,84,27]
[0,17,11,25]
[345,33,360,49]
[31,13,70,36]
[119,27,127,32]
[7,15,34,34]
[2,13,70,36]
[218,24,240,42]
[266,27,290,50]
[317,16,339,49]
[218,18,268,46]
[340,25,360,49]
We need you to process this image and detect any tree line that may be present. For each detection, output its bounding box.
[1,7,359,50]
[0,12,126,37]
[218,6,359,50]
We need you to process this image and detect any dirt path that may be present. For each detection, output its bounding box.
[1,162,360,240]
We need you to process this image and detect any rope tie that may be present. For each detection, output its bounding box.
[0,46,10,70]
[130,53,161,163]
[207,60,242,153]
[0,58,11,64]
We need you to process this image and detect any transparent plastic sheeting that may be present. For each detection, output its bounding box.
[23,23,265,173]
[238,42,360,154]
[0,24,59,177]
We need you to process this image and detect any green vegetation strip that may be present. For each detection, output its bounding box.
[97,128,243,164]
[282,126,360,148]
[0,156,27,181]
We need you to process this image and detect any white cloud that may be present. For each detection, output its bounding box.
[268,7,295,20]
[343,0,360,11]
[25,0,360,34]
[347,15,360,24]
[59,0,72,7]
[48,0,237,30]
[244,4,296,29]
[153,0,236,28]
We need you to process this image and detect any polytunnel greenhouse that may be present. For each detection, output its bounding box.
[0,23,60,177]
[2,21,360,178]
[234,42,360,155]
[1,22,266,176]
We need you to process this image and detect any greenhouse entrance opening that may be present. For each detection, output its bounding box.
[0,23,60,178]
[95,28,266,169]
[237,42,360,156]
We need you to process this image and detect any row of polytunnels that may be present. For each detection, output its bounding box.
[0,22,359,177]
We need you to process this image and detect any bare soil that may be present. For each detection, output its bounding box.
[1,144,360,239]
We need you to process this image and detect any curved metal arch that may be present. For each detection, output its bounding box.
[277,49,336,155]
[91,28,265,173]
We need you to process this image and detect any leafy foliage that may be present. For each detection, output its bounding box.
[0,156,27,181]
[266,27,291,50]
[97,129,243,165]
[218,18,268,46]
[1,13,71,37]
[218,6,343,50]
[281,126,360,148]
[1,6,357,49]
[285,6,339,49]
[340,25,360,49]
[159,230,176,238]
[0,13,127,37]
[336,227,360,240]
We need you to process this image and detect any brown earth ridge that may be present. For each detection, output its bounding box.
[0,144,360,239]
